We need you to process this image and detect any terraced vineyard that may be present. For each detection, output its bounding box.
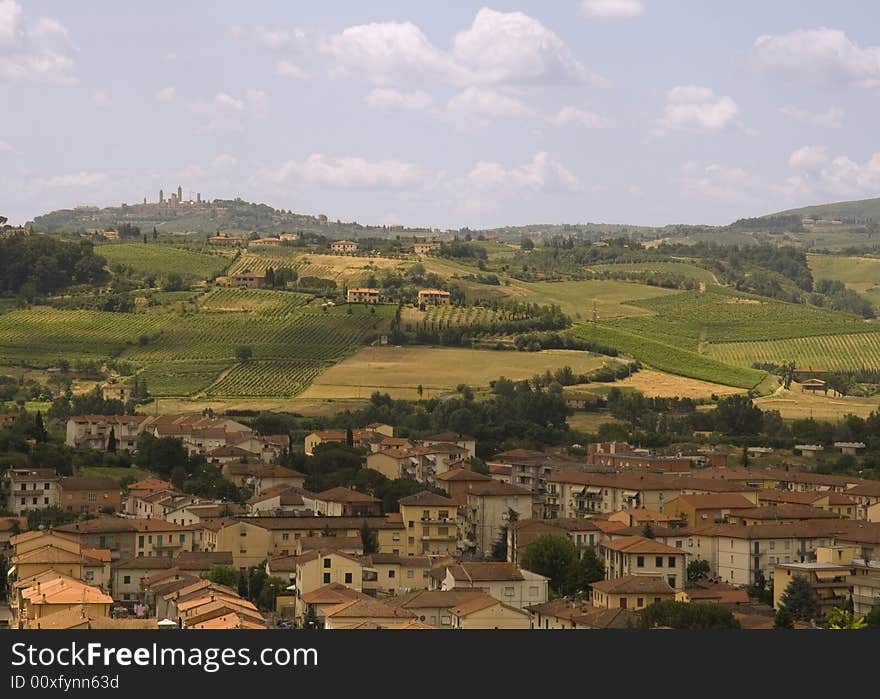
[605,287,875,350]
[401,305,512,329]
[0,309,171,367]
[708,331,880,371]
[125,308,392,363]
[199,288,312,316]
[572,323,766,389]
[98,243,230,279]
[139,360,230,396]
[584,261,717,284]
[206,359,326,397]
[228,250,404,282]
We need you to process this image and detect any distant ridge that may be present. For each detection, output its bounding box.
[767,196,880,222]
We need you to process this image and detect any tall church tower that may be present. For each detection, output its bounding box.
[177,184,183,202]
[159,189,164,203]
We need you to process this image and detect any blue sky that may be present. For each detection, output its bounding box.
[1,0,878,228]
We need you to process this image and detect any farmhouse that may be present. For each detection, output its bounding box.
[215,271,266,288]
[347,287,381,304]
[208,233,246,246]
[413,240,441,254]
[418,288,451,306]
[101,383,133,402]
[330,240,359,253]
[58,477,121,516]
[249,237,282,246]
[801,378,828,394]
[2,468,61,514]
[65,415,147,451]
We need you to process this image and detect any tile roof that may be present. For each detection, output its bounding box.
[602,535,686,555]
[59,476,120,491]
[314,487,380,503]
[592,575,674,595]
[398,491,459,507]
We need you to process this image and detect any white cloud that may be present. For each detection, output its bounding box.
[155,86,176,102]
[752,28,880,88]
[785,148,880,199]
[275,59,308,79]
[91,90,111,107]
[580,0,644,19]
[445,87,533,127]
[247,9,601,87]
[37,171,108,189]
[365,88,433,112]
[789,145,828,171]
[176,164,205,179]
[465,152,581,195]
[0,139,13,152]
[325,20,464,85]
[682,162,758,203]
[661,85,739,132]
[779,105,844,129]
[0,0,22,46]
[452,8,604,86]
[255,154,428,190]
[0,1,76,84]
[212,153,238,170]
[550,106,608,128]
[191,90,269,132]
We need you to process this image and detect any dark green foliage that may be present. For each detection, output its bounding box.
[638,600,740,629]
[778,575,821,622]
[0,235,109,295]
[521,535,577,595]
[774,607,795,630]
[359,520,379,554]
[687,559,711,583]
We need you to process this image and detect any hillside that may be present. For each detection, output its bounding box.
[771,196,880,223]
[29,198,436,238]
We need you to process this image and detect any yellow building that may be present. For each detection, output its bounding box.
[266,550,371,597]
[449,594,531,629]
[398,491,461,557]
[59,476,122,515]
[346,288,380,304]
[463,481,532,556]
[602,535,687,591]
[418,289,451,306]
[591,575,677,610]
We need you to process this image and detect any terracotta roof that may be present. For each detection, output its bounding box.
[732,504,843,521]
[398,491,458,507]
[450,594,528,618]
[314,487,380,504]
[234,516,401,531]
[300,583,368,606]
[667,494,755,509]
[592,575,674,595]
[59,476,119,491]
[437,468,491,482]
[174,551,233,570]
[571,606,638,629]
[451,562,536,583]
[111,557,175,570]
[463,481,532,497]
[324,597,414,620]
[387,589,484,610]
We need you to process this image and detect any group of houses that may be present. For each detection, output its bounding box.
[5,413,880,630]
[65,413,289,463]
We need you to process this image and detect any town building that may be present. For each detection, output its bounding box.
[1,468,61,514]
[417,289,451,306]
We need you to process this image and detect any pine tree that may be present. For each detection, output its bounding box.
[33,411,47,442]
[359,520,378,554]
[774,606,794,630]
[779,575,821,622]
[106,426,117,453]
[345,426,354,448]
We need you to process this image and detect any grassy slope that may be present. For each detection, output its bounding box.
[571,323,767,390]
[771,196,880,221]
[98,243,229,278]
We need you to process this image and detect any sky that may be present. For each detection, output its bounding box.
[1,0,879,228]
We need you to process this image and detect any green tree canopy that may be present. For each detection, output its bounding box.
[521,535,577,594]
[778,575,821,622]
[638,600,740,629]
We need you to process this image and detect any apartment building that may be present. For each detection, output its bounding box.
[602,535,687,591]
[399,491,461,557]
[1,468,60,514]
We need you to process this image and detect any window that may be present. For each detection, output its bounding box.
[323,573,331,584]
[529,586,539,597]
[439,510,449,519]
[323,558,331,568]
[636,556,645,568]
[668,556,676,568]
[637,597,644,608]
[675,541,682,548]
[503,586,514,597]
[422,510,430,520]
[138,536,144,547]
[408,537,414,545]
[422,527,429,536]
[344,572,353,584]
[655,557,663,568]
[88,492,97,502]
[123,575,131,584]
[43,483,49,490]
[407,569,414,579]
[784,540,790,550]
[770,541,775,550]
[43,498,49,505]
[179,534,185,544]
[667,576,676,588]
[20,498,25,505]
[388,570,396,579]
[31,497,37,505]
[438,527,448,535]
[619,598,627,609]
[392,533,400,542]
[282,533,289,541]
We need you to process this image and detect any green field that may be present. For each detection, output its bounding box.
[206,359,326,397]
[605,287,874,350]
[708,332,880,371]
[0,308,171,366]
[506,279,679,319]
[0,294,394,397]
[199,288,313,316]
[98,243,229,279]
[808,254,880,307]
[138,360,230,396]
[572,323,767,389]
[584,261,717,284]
